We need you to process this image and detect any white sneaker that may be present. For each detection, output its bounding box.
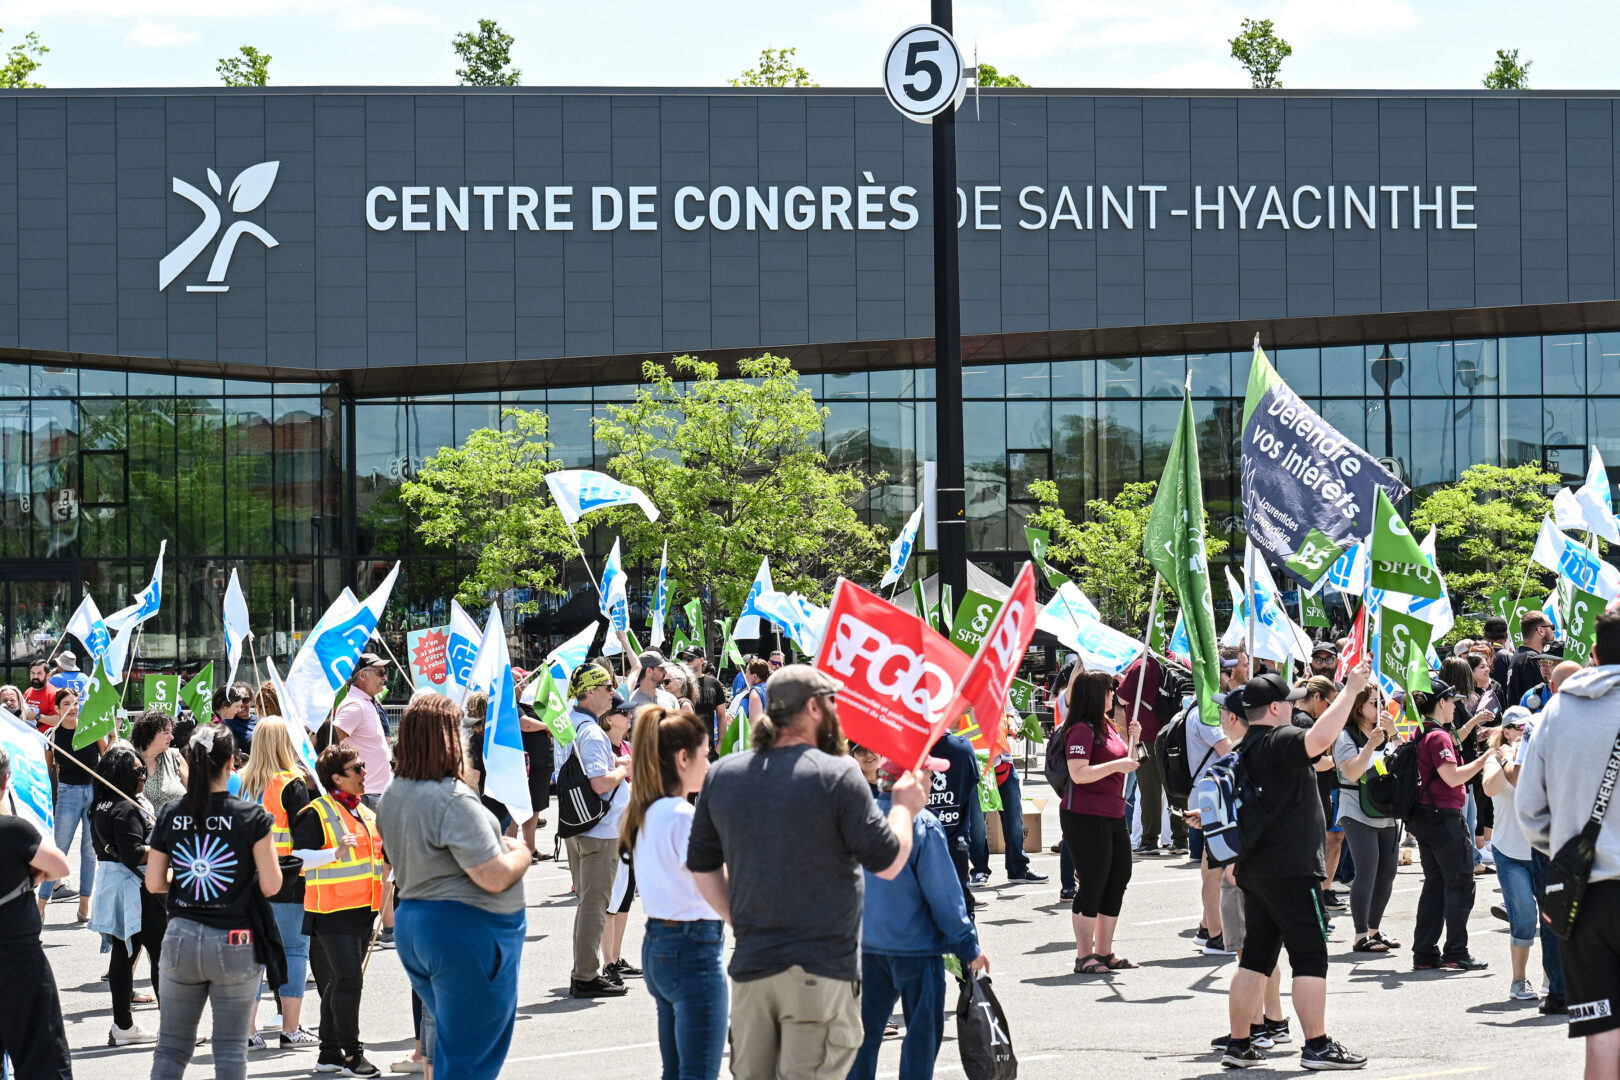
[280,1026,321,1048]
[247,1033,267,1052]
[388,1056,425,1074]
[108,1023,158,1047]
[1510,979,1540,1001]
[263,1012,284,1031]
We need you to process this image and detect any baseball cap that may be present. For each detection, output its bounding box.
[1241,673,1306,708]
[602,693,632,719]
[568,663,613,698]
[637,650,668,671]
[353,652,387,674]
[1311,641,1337,657]
[764,664,843,717]
[1216,687,1246,715]
[1500,705,1532,729]
[677,646,703,661]
[1219,654,1242,671]
[1412,678,1460,714]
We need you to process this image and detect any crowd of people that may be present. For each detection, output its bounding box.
[2,603,1619,1080]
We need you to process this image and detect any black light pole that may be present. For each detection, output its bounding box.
[931,0,967,608]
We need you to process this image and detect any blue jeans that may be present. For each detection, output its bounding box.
[1059,841,1075,891]
[396,900,526,1080]
[1464,791,1483,866]
[848,953,945,1080]
[1528,849,1566,996]
[1493,848,1538,949]
[1188,825,1204,864]
[39,783,94,900]
[271,901,311,1000]
[641,920,727,1080]
[968,767,1029,877]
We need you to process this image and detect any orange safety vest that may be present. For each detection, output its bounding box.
[303,795,384,914]
[261,770,299,858]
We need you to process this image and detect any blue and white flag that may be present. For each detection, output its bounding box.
[545,469,660,525]
[1532,514,1620,600]
[1575,448,1620,545]
[1037,582,1102,644]
[650,541,670,647]
[1319,540,1370,597]
[264,659,321,784]
[0,706,53,834]
[880,503,925,588]
[1247,547,1311,664]
[104,540,166,684]
[467,604,534,818]
[1168,611,1191,662]
[1045,612,1143,675]
[1220,565,1247,648]
[1541,589,1565,641]
[283,563,401,732]
[223,569,253,686]
[599,539,630,632]
[530,621,600,704]
[736,557,774,639]
[748,588,830,656]
[65,594,111,667]
[446,600,484,698]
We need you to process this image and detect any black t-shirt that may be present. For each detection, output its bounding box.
[269,778,313,906]
[149,792,273,930]
[0,814,43,944]
[1235,723,1327,882]
[51,722,102,785]
[1290,709,1335,805]
[692,675,724,727]
[92,797,153,872]
[927,732,979,844]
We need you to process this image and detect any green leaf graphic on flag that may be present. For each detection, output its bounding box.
[1369,489,1443,599]
[1562,579,1603,665]
[684,600,705,651]
[1379,608,1434,690]
[533,668,575,747]
[1024,526,1068,589]
[73,659,120,750]
[1144,384,1220,725]
[671,627,691,656]
[180,662,215,721]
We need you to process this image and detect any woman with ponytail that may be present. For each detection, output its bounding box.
[619,704,725,1080]
[146,726,284,1080]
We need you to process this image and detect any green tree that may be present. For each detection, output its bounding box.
[453,19,520,86]
[1027,479,1227,629]
[730,47,816,88]
[592,354,887,618]
[218,45,270,87]
[1410,462,1559,642]
[975,62,1028,88]
[1229,18,1291,89]
[1483,48,1531,89]
[399,409,576,613]
[0,29,46,88]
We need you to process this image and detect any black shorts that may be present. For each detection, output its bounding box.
[1235,874,1329,980]
[1565,880,1620,1038]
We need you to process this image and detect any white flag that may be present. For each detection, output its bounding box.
[445,600,484,698]
[880,504,925,588]
[650,541,669,647]
[223,569,253,686]
[265,659,321,784]
[1247,547,1312,664]
[1532,514,1567,573]
[65,595,111,666]
[466,604,533,818]
[736,557,774,639]
[536,621,600,701]
[1554,487,1590,533]
[1221,565,1247,649]
[1037,582,1101,642]
[1575,448,1620,544]
[283,563,400,732]
[599,539,630,632]
[104,540,166,684]
[545,469,660,525]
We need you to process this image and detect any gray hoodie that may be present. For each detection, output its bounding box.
[1516,665,1620,883]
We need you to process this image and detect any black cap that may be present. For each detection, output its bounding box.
[602,692,632,718]
[1241,673,1306,708]
[677,645,703,661]
[1482,615,1509,639]
[1412,678,1460,714]
[1217,687,1246,715]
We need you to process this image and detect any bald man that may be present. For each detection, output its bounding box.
[1550,660,1583,694]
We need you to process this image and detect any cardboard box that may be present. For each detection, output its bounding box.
[986,797,1046,854]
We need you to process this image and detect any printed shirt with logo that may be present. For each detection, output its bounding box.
[1415,722,1467,810]
[149,791,273,930]
[1062,721,1129,817]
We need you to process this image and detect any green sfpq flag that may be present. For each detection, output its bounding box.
[533,667,575,747]
[938,584,954,638]
[1561,578,1603,664]
[1378,607,1434,690]
[671,627,691,656]
[1404,651,1428,731]
[949,590,1005,658]
[180,661,215,721]
[1007,678,1038,715]
[628,629,646,659]
[717,619,743,667]
[1145,592,1169,655]
[1369,488,1444,600]
[144,673,181,716]
[72,659,120,750]
[684,600,705,651]
[974,751,1003,812]
[1301,591,1329,628]
[1018,712,1044,743]
[1024,526,1068,589]
[1144,384,1220,725]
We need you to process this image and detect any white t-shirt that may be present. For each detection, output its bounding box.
[1184,705,1227,781]
[1490,757,1534,862]
[634,797,722,922]
[566,709,629,841]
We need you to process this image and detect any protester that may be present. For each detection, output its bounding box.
[40,685,102,920]
[1310,643,1337,678]
[88,745,164,1046]
[1440,655,1495,873]
[847,744,987,1080]
[1191,647,1247,955]
[1518,609,1620,1076]
[0,683,33,727]
[379,693,530,1080]
[629,650,678,711]
[1409,679,1493,972]
[254,680,281,718]
[332,652,396,944]
[601,696,639,982]
[132,710,188,811]
[927,728,980,911]
[515,696,555,861]
[22,659,57,730]
[1333,685,1403,954]
[238,718,321,1047]
[1058,670,1140,974]
[724,658,771,752]
[1505,612,1554,705]
[1480,707,1541,1002]
[211,683,257,754]
[1220,664,1369,1071]
[1116,652,1188,855]
[686,665,926,1080]
[146,725,285,1080]
[1484,616,1514,689]
[619,704,727,1080]
[678,648,727,743]
[0,744,74,1080]
[1297,676,1345,912]
[563,663,632,998]
[48,652,89,699]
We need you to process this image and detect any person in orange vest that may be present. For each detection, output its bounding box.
[293,741,385,1078]
[238,718,322,1049]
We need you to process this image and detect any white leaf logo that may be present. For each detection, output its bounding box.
[206,168,222,195]
[229,161,279,213]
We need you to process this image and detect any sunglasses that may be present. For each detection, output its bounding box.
[346,762,367,775]
[769,660,782,668]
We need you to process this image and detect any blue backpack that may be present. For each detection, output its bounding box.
[1194,750,1275,868]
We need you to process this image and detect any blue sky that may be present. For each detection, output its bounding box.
[0,0,1611,90]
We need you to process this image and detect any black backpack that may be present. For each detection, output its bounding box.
[556,747,612,839]
[1043,729,1071,799]
[1363,737,1422,821]
[1155,706,1216,801]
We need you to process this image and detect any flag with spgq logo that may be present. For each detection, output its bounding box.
[816,579,968,769]
[935,564,1041,759]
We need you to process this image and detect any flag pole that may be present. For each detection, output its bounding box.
[16,720,145,815]
[561,517,603,594]
[1128,573,1162,757]
[115,626,145,719]
[1506,559,1535,646]
[38,627,70,668]
[370,631,416,694]
[1244,545,1258,669]
[246,634,266,695]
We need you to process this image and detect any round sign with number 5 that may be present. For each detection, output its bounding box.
[882,24,966,123]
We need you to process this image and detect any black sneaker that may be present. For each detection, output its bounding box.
[1321,890,1345,909]
[1059,887,1077,901]
[1204,933,1235,956]
[1008,870,1048,883]
[1300,1039,1367,1070]
[1264,1018,1292,1044]
[315,1050,345,1073]
[1214,1023,1274,1050]
[341,1054,381,1078]
[1222,1040,1264,1069]
[1489,903,1509,923]
[1540,993,1566,1015]
[611,959,642,978]
[1194,926,1210,947]
[603,964,625,987]
[571,975,628,999]
[1440,955,1488,971]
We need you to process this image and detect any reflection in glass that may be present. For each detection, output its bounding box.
[1543,398,1586,448]
[1542,335,1586,396]
[962,366,1003,399]
[1500,399,1540,467]
[1274,349,1321,397]
[1588,333,1620,395]
[1503,336,1541,396]
[1320,346,1365,397]
[1101,357,1139,399]
[1004,362,1050,399]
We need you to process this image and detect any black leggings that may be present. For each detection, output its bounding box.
[110,889,168,1029]
[1059,810,1132,918]
[1339,818,1399,936]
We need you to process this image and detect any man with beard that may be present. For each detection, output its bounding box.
[1310,643,1337,678]
[687,665,927,1080]
[22,660,55,733]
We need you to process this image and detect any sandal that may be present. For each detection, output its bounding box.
[1074,953,1114,975]
[131,991,156,1003]
[1353,936,1390,953]
[1373,932,1402,949]
[1102,953,1138,969]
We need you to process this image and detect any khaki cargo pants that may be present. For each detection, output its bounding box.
[565,834,618,981]
[728,965,863,1080]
